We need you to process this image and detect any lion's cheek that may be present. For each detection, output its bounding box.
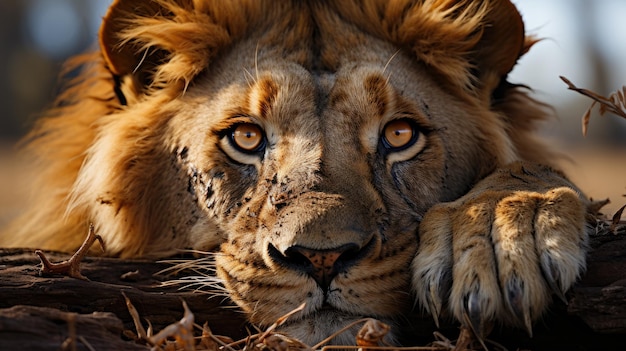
[215,240,321,323]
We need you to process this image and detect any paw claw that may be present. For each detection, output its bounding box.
[523,311,533,338]
[428,285,442,328]
[431,270,451,328]
[541,255,568,305]
[464,292,484,339]
[505,277,534,337]
[414,265,450,329]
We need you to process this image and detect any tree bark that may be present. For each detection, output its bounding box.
[0,250,247,351]
[0,222,624,350]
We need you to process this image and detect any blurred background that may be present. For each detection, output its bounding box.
[0,0,625,227]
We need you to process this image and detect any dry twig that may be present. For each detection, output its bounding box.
[257,303,306,342]
[35,223,105,280]
[124,292,197,350]
[560,76,626,136]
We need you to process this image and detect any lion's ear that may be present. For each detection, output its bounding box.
[471,0,525,93]
[99,0,231,94]
[383,0,525,95]
[99,0,161,78]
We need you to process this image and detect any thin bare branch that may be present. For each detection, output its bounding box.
[560,76,626,136]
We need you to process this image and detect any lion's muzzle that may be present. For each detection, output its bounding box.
[268,239,375,291]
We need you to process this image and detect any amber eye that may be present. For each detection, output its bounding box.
[230,123,265,152]
[382,119,416,150]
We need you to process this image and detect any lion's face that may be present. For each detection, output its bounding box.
[5,0,536,345]
[161,33,509,342]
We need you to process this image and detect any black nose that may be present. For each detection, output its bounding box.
[268,243,369,290]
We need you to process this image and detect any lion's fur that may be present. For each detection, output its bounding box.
[1,0,587,345]
[3,0,541,256]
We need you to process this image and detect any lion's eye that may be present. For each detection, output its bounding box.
[382,119,416,150]
[230,123,265,152]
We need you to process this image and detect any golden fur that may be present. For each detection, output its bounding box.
[1,0,590,345]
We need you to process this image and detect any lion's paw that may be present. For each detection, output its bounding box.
[412,165,588,337]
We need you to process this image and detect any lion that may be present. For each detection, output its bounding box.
[1,0,592,345]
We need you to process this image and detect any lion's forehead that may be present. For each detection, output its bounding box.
[204,56,434,151]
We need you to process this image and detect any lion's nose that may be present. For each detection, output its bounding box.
[269,243,365,290]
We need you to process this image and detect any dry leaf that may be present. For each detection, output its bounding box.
[148,300,196,350]
[122,291,148,340]
[560,76,626,136]
[610,204,626,234]
[259,334,311,351]
[355,319,391,347]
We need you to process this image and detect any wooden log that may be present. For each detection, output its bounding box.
[0,249,248,350]
[0,305,148,351]
[568,220,626,334]
[0,221,624,350]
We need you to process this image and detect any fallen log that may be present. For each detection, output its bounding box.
[0,250,247,350]
[0,305,147,351]
[0,221,624,350]
[568,219,626,335]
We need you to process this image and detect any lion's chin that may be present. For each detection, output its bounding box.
[275,308,397,346]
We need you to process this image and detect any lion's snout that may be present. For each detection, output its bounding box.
[267,240,374,290]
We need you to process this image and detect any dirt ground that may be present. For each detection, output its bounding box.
[0,142,624,230]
